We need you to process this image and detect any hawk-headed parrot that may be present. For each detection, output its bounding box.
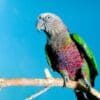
[36,13,98,100]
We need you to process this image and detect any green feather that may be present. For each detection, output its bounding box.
[71,33,98,85]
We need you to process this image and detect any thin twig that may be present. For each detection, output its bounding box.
[26,68,52,100]
[26,86,51,100]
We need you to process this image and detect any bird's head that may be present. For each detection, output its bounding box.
[36,13,68,38]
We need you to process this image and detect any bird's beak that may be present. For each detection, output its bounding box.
[36,19,45,31]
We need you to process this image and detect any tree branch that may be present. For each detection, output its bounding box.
[0,78,99,99]
[0,69,99,100]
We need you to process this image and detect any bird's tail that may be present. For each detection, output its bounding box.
[74,89,98,100]
[74,89,88,100]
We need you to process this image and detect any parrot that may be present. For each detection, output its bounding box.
[36,13,98,100]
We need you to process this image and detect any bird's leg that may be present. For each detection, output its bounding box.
[81,63,91,92]
[63,75,69,87]
[81,71,91,91]
[84,78,91,87]
[60,70,69,87]
[84,78,91,92]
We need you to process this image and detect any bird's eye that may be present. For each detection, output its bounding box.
[39,16,42,19]
[46,16,51,20]
[47,16,50,19]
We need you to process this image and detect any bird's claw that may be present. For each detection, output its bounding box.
[85,83,91,92]
[84,79,91,92]
[63,81,67,87]
[63,76,69,87]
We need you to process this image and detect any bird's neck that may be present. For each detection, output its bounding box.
[47,25,69,39]
[47,30,72,47]
[44,22,69,38]
[44,22,73,46]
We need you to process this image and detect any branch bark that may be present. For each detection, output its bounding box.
[0,78,100,99]
[0,69,99,100]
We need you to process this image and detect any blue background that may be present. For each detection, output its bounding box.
[0,0,100,100]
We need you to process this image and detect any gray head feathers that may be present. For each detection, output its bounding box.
[37,12,68,38]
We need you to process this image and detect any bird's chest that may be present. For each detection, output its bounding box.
[50,43,84,77]
[57,45,83,67]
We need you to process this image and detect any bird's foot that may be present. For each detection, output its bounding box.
[63,76,69,87]
[84,79,91,92]
[63,81,67,87]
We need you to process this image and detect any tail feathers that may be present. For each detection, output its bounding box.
[75,90,88,100]
[74,90,98,100]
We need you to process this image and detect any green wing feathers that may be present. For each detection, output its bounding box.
[71,34,98,78]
